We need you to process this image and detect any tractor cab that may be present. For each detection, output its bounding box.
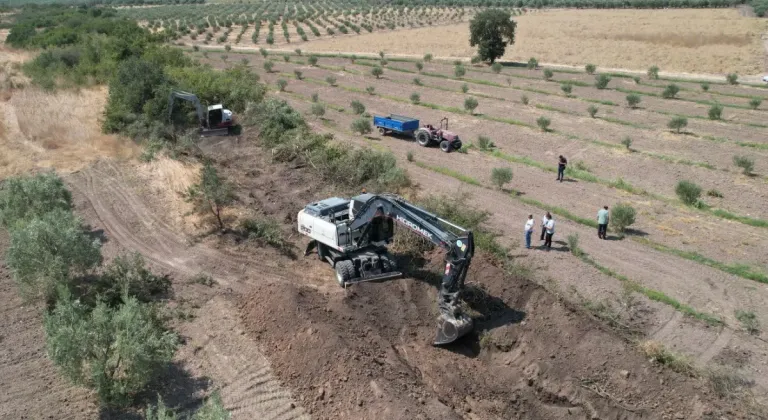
[206,104,233,128]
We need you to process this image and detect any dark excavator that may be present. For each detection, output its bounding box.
[167,90,235,136]
[297,193,475,345]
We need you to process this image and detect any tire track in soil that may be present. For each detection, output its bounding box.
[67,160,307,420]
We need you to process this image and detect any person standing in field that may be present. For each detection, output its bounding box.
[597,205,609,240]
[544,214,555,250]
[557,155,567,182]
[540,213,549,241]
[524,215,535,249]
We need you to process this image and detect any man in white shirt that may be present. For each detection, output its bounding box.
[540,213,548,241]
[524,215,535,249]
[544,214,555,250]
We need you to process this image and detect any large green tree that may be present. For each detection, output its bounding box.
[469,9,517,63]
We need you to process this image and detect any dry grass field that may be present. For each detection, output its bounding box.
[300,9,768,75]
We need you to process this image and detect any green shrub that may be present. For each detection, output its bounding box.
[735,310,760,335]
[706,189,723,198]
[667,116,687,133]
[454,64,466,78]
[416,61,424,72]
[626,93,641,108]
[749,97,762,110]
[308,55,318,66]
[283,55,290,62]
[491,167,513,189]
[0,172,72,228]
[407,151,414,162]
[610,203,636,233]
[146,391,230,420]
[632,76,640,84]
[259,47,268,57]
[371,66,383,78]
[587,105,598,118]
[95,253,170,307]
[491,62,502,74]
[263,61,273,72]
[410,92,420,104]
[708,103,723,120]
[595,74,611,89]
[294,48,302,56]
[311,92,319,103]
[224,44,231,52]
[733,155,755,175]
[477,135,495,150]
[423,53,433,62]
[311,103,325,118]
[240,216,288,249]
[520,94,529,105]
[567,233,582,256]
[186,163,235,230]
[621,136,633,150]
[561,83,572,96]
[543,68,553,80]
[44,295,177,406]
[700,82,709,91]
[647,65,659,79]
[366,86,375,95]
[585,63,596,74]
[536,116,551,131]
[464,97,479,114]
[726,73,738,85]
[471,55,481,64]
[461,83,469,93]
[6,209,102,302]
[351,118,372,135]
[413,77,423,86]
[325,76,336,86]
[276,79,287,91]
[293,69,302,79]
[662,84,679,99]
[526,57,538,69]
[350,100,365,115]
[675,180,702,206]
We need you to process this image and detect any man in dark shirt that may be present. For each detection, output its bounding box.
[557,155,567,182]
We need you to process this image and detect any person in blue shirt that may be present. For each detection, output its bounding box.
[597,206,609,239]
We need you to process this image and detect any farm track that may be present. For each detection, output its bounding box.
[66,160,308,419]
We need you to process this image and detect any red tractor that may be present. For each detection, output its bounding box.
[414,117,462,153]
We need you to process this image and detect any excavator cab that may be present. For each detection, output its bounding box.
[206,104,233,129]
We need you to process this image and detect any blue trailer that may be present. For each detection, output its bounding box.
[373,114,420,137]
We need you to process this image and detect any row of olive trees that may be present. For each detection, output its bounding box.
[0,173,227,416]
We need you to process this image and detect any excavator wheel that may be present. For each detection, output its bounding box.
[434,313,473,346]
[335,260,355,287]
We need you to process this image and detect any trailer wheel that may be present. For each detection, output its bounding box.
[378,127,387,136]
[440,140,452,153]
[415,130,431,147]
[335,260,355,286]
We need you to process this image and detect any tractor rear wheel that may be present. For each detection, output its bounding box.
[440,140,452,153]
[335,260,355,286]
[415,130,431,147]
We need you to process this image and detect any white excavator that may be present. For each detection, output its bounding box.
[298,193,475,345]
[168,90,235,136]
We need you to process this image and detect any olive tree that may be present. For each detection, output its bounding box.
[0,172,72,228]
[186,163,236,230]
[469,9,516,63]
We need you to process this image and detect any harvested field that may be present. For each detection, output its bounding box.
[291,9,767,76]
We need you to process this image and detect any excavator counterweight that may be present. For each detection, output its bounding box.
[297,193,475,345]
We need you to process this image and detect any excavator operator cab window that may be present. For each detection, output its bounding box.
[208,107,223,127]
[369,216,394,243]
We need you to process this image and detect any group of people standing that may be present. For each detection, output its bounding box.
[521,155,611,250]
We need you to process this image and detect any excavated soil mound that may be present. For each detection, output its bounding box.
[240,252,730,420]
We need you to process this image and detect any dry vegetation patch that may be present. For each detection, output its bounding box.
[301,9,766,75]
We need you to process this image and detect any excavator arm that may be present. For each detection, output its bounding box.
[348,194,475,345]
[168,90,207,128]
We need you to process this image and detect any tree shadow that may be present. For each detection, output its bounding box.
[99,361,212,420]
[623,228,648,237]
[85,226,109,245]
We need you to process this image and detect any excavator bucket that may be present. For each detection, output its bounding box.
[433,313,473,346]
